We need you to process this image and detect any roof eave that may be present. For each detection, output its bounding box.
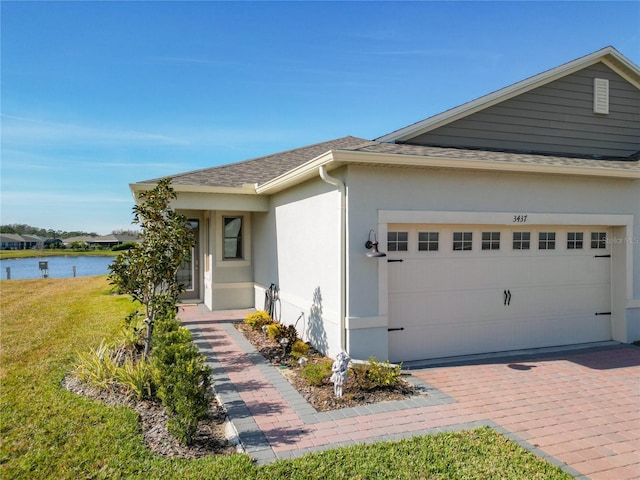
[129,182,258,197]
[334,150,640,179]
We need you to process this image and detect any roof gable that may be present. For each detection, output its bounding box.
[377,46,640,156]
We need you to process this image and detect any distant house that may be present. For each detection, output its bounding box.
[0,234,45,250]
[63,234,139,249]
[131,46,639,362]
[0,234,26,250]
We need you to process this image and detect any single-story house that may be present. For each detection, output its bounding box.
[132,46,640,362]
[0,234,46,250]
[63,234,140,249]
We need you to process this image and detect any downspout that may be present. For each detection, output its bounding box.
[319,165,347,353]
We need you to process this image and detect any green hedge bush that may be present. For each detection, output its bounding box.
[151,315,212,445]
[301,360,332,387]
[351,357,402,391]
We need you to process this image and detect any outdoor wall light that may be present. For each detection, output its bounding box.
[365,230,387,258]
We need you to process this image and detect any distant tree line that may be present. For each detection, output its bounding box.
[0,224,139,238]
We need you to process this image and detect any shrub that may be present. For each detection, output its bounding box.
[244,310,273,331]
[266,323,287,341]
[290,340,310,359]
[151,325,212,445]
[74,341,119,389]
[75,338,154,400]
[113,357,154,400]
[112,241,137,251]
[301,360,332,387]
[112,310,146,353]
[266,323,298,352]
[351,357,402,391]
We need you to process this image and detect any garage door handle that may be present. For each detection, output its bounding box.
[387,259,404,263]
[504,290,512,306]
[388,327,404,332]
[594,254,611,258]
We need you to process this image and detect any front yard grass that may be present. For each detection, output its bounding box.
[1,276,573,479]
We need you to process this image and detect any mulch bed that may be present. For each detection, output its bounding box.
[234,322,416,412]
[62,374,236,459]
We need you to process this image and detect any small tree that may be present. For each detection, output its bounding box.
[109,178,195,359]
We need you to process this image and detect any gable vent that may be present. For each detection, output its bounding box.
[593,78,609,114]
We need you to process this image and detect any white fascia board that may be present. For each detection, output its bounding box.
[255,151,337,194]
[332,150,640,179]
[129,182,258,196]
[377,47,640,143]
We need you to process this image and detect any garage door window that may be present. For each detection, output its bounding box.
[591,232,607,249]
[388,232,408,251]
[481,232,500,250]
[567,232,584,249]
[453,232,473,251]
[513,232,530,250]
[418,232,439,251]
[539,232,556,250]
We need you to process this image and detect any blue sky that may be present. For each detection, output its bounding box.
[2,1,638,234]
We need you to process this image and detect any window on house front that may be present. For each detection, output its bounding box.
[387,232,408,252]
[481,232,500,250]
[567,232,584,249]
[453,232,473,251]
[591,232,607,249]
[539,232,556,250]
[513,232,530,250]
[418,232,439,251]
[223,216,243,259]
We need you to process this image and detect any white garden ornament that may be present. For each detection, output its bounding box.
[330,352,350,398]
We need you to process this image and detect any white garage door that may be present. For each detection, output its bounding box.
[387,224,612,362]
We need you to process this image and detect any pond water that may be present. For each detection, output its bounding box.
[1,256,115,280]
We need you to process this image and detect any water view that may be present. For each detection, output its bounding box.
[1,256,114,280]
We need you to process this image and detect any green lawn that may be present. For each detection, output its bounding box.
[0,276,573,479]
[0,249,119,259]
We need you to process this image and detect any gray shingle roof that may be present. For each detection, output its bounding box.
[138,136,639,190]
[139,136,372,189]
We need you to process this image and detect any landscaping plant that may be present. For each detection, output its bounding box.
[351,357,402,391]
[151,313,212,444]
[244,310,273,331]
[109,177,195,358]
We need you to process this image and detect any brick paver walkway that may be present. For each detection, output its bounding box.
[180,305,640,480]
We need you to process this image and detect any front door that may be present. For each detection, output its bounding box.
[178,220,200,301]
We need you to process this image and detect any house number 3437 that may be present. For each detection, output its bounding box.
[513,214,528,223]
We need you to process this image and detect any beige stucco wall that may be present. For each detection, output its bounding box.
[253,177,344,357]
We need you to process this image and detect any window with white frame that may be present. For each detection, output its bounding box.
[538,232,556,250]
[481,232,500,250]
[223,216,243,259]
[512,232,530,250]
[453,232,473,251]
[418,232,439,251]
[591,232,607,249]
[567,232,584,249]
[387,231,408,251]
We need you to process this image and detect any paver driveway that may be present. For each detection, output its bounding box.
[181,306,640,480]
[410,347,640,480]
